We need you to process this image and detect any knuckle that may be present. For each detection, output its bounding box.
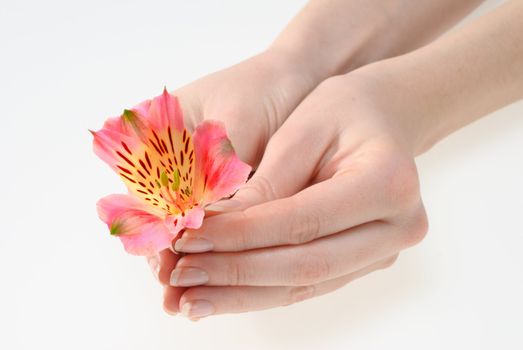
[239,174,278,203]
[381,254,399,269]
[402,206,429,247]
[287,203,321,244]
[230,211,253,250]
[383,157,421,210]
[225,258,246,286]
[289,252,331,285]
[285,285,316,306]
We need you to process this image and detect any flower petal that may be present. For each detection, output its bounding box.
[140,88,185,132]
[165,206,205,232]
[91,127,141,172]
[118,222,174,256]
[97,194,175,256]
[192,120,252,204]
[92,95,197,216]
[182,206,205,228]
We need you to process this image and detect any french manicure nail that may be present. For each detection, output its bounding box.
[170,267,209,287]
[181,300,215,319]
[147,255,160,279]
[170,229,186,255]
[164,308,178,316]
[206,199,241,212]
[175,237,214,253]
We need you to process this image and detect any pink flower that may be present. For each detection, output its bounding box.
[91,89,251,256]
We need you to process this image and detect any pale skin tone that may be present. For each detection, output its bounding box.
[144,0,523,320]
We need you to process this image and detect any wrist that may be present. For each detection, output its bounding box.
[260,46,323,91]
[267,23,379,86]
[344,63,440,156]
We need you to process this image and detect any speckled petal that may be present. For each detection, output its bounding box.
[192,120,252,205]
[97,194,176,256]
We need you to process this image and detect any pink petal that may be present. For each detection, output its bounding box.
[91,128,140,171]
[91,90,183,172]
[182,206,205,228]
[100,111,148,143]
[165,206,205,232]
[139,88,184,132]
[97,193,160,221]
[97,194,175,256]
[91,108,149,172]
[101,116,127,135]
[192,120,252,204]
[118,222,174,256]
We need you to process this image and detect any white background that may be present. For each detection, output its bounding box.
[1,0,521,349]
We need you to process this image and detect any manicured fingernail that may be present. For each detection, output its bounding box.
[181,300,215,319]
[175,237,213,253]
[164,308,178,316]
[170,229,186,255]
[147,255,160,279]
[206,199,241,212]
[170,267,209,287]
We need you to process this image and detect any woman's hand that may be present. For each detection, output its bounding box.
[161,72,429,319]
[144,49,319,312]
[171,50,317,166]
[161,0,523,319]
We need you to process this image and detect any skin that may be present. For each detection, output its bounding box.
[147,0,523,319]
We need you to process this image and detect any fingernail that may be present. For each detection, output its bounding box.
[164,308,178,316]
[170,229,186,255]
[170,267,209,287]
[206,199,241,212]
[175,237,214,253]
[181,300,215,319]
[147,255,160,279]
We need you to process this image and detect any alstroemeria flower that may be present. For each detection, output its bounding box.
[92,89,251,256]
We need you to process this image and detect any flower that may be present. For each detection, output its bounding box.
[91,89,251,256]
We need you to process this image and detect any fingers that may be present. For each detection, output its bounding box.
[174,255,398,320]
[176,161,412,253]
[157,249,181,286]
[171,215,426,287]
[146,254,160,279]
[158,250,187,314]
[163,285,187,315]
[210,100,336,211]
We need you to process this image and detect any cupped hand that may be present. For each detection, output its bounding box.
[145,49,319,313]
[171,50,317,166]
[159,68,429,319]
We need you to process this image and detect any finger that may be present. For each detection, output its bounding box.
[176,255,398,319]
[176,161,415,253]
[168,228,187,255]
[207,99,336,212]
[146,254,160,280]
[171,215,426,287]
[163,285,187,315]
[157,249,181,286]
[158,249,188,314]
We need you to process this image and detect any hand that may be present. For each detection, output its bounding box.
[169,50,317,165]
[145,49,319,312]
[159,0,523,319]
[161,71,429,319]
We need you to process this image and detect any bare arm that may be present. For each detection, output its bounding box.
[270,0,485,84]
[167,1,523,319]
[359,0,523,154]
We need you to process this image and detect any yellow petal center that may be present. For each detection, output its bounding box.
[115,127,195,215]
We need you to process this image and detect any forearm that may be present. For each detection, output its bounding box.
[269,0,484,84]
[363,0,523,154]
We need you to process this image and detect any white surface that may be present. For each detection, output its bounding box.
[1,1,521,349]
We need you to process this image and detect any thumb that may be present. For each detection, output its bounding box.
[206,122,329,212]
